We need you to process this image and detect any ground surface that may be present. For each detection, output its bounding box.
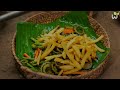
[0,11,119,79]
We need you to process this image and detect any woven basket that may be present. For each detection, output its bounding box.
[88,11,98,17]
[12,11,110,79]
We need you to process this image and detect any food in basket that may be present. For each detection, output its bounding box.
[15,11,110,78]
[21,25,105,76]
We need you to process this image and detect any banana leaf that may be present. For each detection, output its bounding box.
[16,11,110,69]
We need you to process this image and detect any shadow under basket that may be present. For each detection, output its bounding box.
[12,11,110,79]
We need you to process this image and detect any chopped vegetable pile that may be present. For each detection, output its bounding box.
[21,25,105,76]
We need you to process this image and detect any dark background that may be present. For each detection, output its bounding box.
[0,11,119,79]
